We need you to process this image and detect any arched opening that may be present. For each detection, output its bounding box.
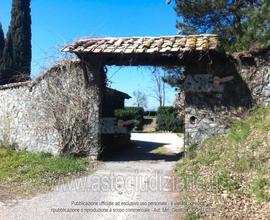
[100,65,184,161]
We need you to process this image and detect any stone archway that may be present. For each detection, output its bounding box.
[63,34,253,154]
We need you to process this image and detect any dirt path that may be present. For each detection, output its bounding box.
[0,133,184,220]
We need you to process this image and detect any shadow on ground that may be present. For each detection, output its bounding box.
[101,139,184,162]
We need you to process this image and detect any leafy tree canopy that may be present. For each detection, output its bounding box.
[171,0,270,51]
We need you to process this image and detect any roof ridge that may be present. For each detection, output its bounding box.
[74,34,218,41]
[63,34,219,53]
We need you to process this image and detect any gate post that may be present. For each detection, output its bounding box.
[84,61,106,160]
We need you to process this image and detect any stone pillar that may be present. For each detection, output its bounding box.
[184,106,227,148]
[182,52,253,153]
[84,61,106,160]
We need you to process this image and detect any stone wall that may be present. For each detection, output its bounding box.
[183,49,270,147]
[0,60,101,157]
[234,48,270,105]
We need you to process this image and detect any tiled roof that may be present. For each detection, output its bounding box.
[106,88,131,99]
[63,35,219,54]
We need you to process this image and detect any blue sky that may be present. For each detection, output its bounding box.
[0,0,178,110]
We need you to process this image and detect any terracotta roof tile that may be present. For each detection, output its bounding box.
[63,34,219,54]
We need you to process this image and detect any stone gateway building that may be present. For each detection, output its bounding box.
[0,35,269,158]
[64,35,270,150]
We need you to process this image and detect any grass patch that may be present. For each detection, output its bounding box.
[249,176,269,202]
[143,116,156,120]
[150,146,168,154]
[184,212,198,220]
[176,106,270,218]
[228,120,250,143]
[214,172,242,191]
[234,154,258,172]
[0,145,89,199]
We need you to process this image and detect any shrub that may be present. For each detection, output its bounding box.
[144,110,157,117]
[156,106,184,132]
[114,107,144,131]
[157,106,177,115]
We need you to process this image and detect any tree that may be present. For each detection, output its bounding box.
[170,0,270,51]
[132,91,148,109]
[150,68,167,107]
[0,0,32,85]
[0,23,4,59]
[163,66,185,89]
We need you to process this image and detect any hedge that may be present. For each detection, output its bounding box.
[144,110,157,117]
[156,106,184,132]
[114,107,144,131]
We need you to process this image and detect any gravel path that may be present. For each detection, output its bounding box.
[0,133,184,220]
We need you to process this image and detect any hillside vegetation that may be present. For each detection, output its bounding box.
[177,106,270,219]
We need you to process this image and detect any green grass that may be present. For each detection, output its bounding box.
[228,120,251,143]
[176,106,270,217]
[214,172,242,191]
[143,116,156,120]
[249,176,269,202]
[150,146,168,154]
[0,145,89,198]
[184,213,198,220]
